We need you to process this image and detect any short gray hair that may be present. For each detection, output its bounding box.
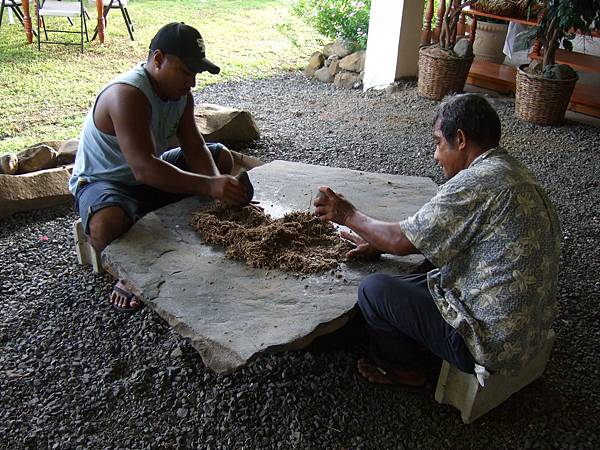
[433,93,501,149]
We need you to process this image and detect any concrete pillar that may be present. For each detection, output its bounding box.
[363,0,424,90]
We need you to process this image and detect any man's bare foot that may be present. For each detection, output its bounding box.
[357,357,426,387]
[109,280,141,312]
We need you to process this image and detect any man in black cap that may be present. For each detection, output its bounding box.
[69,23,248,311]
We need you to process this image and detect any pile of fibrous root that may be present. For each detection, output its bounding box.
[191,203,352,274]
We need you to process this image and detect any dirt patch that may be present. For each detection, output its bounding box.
[191,203,353,274]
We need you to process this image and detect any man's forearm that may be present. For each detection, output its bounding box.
[184,145,219,176]
[345,210,418,256]
[134,157,214,196]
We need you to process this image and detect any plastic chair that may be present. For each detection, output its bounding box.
[0,0,24,29]
[90,0,133,41]
[37,0,89,52]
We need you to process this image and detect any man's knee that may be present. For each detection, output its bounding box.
[358,273,395,311]
[216,147,234,175]
[87,206,133,252]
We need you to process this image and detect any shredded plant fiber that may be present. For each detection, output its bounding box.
[191,203,352,274]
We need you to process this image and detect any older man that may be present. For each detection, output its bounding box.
[315,93,561,385]
[69,23,248,311]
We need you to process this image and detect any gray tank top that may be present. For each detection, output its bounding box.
[69,64,187,193]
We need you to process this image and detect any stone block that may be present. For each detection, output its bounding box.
[0,167,72,219]
[435,330,555,424]
[194,103,260,142]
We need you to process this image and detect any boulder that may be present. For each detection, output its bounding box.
[314,66,334,83]
[339,50,366,73]
[56,139,79,166]
[453,38,473,58]
[17,144,58,174]
[331,39,355,58]
[194,104,260,142]
[0,167,72,219]
[0,153,18,175]
[307,51,325,70]
[334,71,361,89]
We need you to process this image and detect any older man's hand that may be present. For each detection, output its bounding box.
[313,186,356,225]
[340,231,381,260]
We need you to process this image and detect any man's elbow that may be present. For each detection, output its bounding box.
[390,235,417,256]
[130,164,153,185]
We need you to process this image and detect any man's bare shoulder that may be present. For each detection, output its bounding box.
[95,83,151,134]
[102,83,150,111]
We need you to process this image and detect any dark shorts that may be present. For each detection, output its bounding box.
[74,144,225,234]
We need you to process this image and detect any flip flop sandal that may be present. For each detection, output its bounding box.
[111,285,142,313]
[357,358,428,392]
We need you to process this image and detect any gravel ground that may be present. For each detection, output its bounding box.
[1,73,599,449]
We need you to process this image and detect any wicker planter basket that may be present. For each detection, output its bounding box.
[418,46,474,100]
[515,65,578,126]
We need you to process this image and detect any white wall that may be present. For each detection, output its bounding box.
[363,0,424,90]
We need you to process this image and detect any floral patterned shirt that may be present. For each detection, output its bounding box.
[400,147,561,374]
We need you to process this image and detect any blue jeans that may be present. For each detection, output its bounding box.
[358,272,476,374]
[74,144,224,233]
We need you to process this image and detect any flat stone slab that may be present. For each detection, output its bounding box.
[0,166,72,220]
[103,160,438,373]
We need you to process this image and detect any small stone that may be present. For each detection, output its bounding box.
[339,50,366,73]
[331,39,355,58]
[328,56,341,76]
[322,42,334,58]
[314,66,333,83]
[0,153,18,175]
[334,71,361,89]
[542,64,577,81]
[176,407,188,418]
[307,51,325,71]
[303,66,316,78]
[171,346,183,358]
[453,38,473,58]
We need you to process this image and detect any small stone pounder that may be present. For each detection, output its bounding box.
[236,171,254,205]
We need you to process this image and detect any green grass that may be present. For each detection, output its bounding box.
[0,0,323,155]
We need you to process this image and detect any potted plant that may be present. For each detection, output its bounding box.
[418,0,477,100]
[514,0,600,125]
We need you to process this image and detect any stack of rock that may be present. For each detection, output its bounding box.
[0,140,78,175]
[303,39,366,89]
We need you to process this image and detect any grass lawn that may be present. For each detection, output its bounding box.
[0,0,322,155]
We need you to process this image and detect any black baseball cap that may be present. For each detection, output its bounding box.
[149,22,220,75]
